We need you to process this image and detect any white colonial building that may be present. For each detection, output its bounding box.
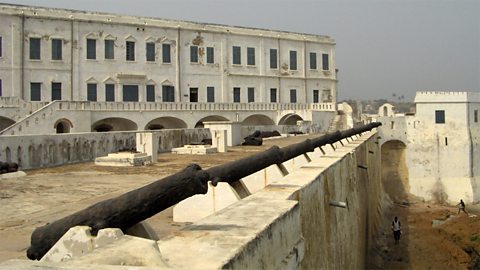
[0,4,337,135]
[378,91,480,204]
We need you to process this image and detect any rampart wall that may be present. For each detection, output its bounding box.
[161,131,386,269]
[0,129,210,170]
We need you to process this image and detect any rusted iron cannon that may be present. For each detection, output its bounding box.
[0,161,18,174]
[27,122,381,260]
[27,164,210,260]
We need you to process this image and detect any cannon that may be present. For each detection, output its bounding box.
[0,161,18,174]
[27,122,381,260]
[27,164,210,260]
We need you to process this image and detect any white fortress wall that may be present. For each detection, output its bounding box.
[162,130,386,269]
[0,128,210,169]
[378,91,480,203]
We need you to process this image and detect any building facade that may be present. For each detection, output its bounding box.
[0,4,337,134]
[378,91,480,203]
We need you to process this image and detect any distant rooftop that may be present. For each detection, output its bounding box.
[0,2,334,43]
[414,91,480,103]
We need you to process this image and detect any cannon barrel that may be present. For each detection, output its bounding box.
[27,123,381,260]
[27,164,210,261]
[206,146,282,183]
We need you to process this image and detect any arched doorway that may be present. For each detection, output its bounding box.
[381,140,409,202]
[278,114,303,125]
[242,114,275,126]
[92,118,138,132]
[194,115,229,128]
[54,119,73,133]
[145,117,187,130]
[0,116,15,131]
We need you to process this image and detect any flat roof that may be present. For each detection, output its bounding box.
[0,3,335,44]
[414,91,480,103]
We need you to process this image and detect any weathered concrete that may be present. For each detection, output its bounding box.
[95,152,152,167]
[0,130,384,269]
[378,91,480,203]
[0,129,210,170]
[136,133,158,162]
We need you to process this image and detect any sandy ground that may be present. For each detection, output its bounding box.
[0,134,318,262]
[369,198,480,270]
[2,133,480,268]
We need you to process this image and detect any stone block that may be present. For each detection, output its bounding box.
[173,182,240,222]
[94,152,151,167]
[39,226,168,267]
[136,132,158,162]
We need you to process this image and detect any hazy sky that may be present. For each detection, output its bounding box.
[2,0,478,101]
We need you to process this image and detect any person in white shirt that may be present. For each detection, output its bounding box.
[391,216,401,245]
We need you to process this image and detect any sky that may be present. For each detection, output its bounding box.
[2,0,478,101]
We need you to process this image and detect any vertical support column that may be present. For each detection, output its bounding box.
[136,132,158,162]
[212,129,227,153]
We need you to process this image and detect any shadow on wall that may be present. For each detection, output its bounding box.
[381,140,409,202]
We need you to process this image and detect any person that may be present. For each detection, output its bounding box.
[391,216,401,245]
[457,199,468,215]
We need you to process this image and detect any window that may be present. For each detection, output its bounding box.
[233,87,241,103]
[247,47,255,66]
[206,47,214,64]
[207,86,215,102]
[146,42,155,62]
[123,85,138,101]
[189,88,198,102]
[51,82,62,101]
[290,89,297,103]
[290,50,297,70]
[248,87,255,103]
[474,110,478,123]
[162,85,175,102]
[322,53,329,70]
[190,45,198,63]
[310,52,317,70]
[146,85,155,102]
[30,83,41,101]
[87,83,97,101]
[105,84,115,101]
[435,110,445,124]
[29,37,41,60]
[322,89,332,102]
[270,88,277,103]
[232,46,241,65]
[51,39,62,60]
[313,90,319,103]
[104,40,114,59]
[126,41,135,61]
[162,44,171,63]
[86,39,96,60]
[0,36,2,58]
[270,49,277,69]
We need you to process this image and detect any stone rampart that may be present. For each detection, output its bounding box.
[0,130,385,269]
[0,129,210,170]
[161,131,386,269]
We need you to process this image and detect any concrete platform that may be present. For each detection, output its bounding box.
[171,145,217,155]
[0,171,26,180]
[94,152,152,167]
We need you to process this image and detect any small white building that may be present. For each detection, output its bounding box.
[378,91,480,203]
[0,4,337,135]
[378,103,395,117]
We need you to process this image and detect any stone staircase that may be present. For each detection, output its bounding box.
[326,113,343,133]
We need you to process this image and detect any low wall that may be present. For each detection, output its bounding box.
[0,129,210,170]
